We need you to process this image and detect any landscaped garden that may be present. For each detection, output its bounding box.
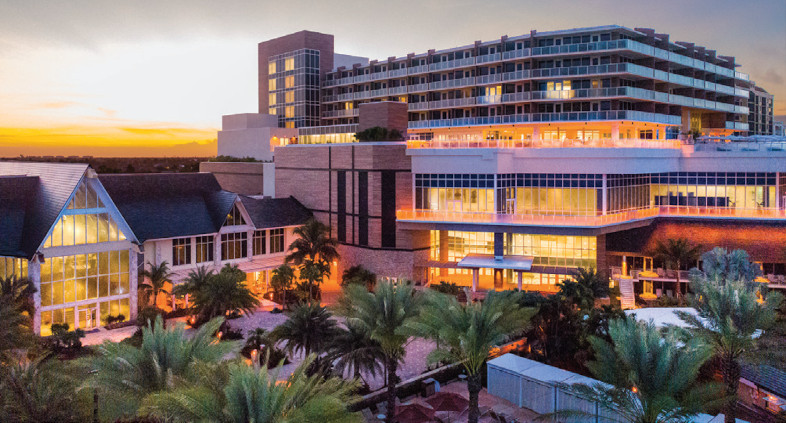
[1,223,784,423]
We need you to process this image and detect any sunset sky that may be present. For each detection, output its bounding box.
[1,0,784,157]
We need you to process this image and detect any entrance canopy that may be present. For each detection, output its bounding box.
[457,254,533,271]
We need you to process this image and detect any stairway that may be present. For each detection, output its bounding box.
[619,279,636,310]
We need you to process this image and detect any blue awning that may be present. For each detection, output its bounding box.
[456,254,533,271]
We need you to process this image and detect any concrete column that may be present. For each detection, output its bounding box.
[517,271,523,291]
[29,258,41,334]
[601,174,608,215]
[472,268,479,292]
[611,123,620,141]
[214,233,221,267]
[532,126,540,140]
[494,269,503,290]
[776,172,781,209]
[129,248,138,319]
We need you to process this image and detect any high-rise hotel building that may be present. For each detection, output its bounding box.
[254,26,786,298]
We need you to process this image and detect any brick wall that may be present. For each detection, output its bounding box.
[358,101,408,134]
[606,219,786,263]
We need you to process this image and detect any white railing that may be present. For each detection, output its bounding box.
[406,138,683,149]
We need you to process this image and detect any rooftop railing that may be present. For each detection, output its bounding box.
[407,110,682,129]
[406,138,683,149]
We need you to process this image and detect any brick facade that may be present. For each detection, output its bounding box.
[606,219,786,263]
[358,101,408,134]
[275,142,430,281]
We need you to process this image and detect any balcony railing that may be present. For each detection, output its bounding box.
[397,208,660,227]
[321,109,358,118]
[398,206,786,228]
[406,138,683,149]
[407,110,682,129]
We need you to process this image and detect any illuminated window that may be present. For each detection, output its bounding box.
[285,121,295,128]
[285,76,294,89]
[285,57,294,71]
[253,230,266,255]
[45,213,126,247]
[268,62,276,74]
[0,256,28,279]
[285,90,294,103]
[269,229,284,253]
[39,250,130,311]
[268,79,276,91]
[195,236,214,263]
[221,232,248,260]
[172,238,191,266]
[285,106,295,118]
[269,93,276,106]
[269,107,277,115]
[223,204,246,227]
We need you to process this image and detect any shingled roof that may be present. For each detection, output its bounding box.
[742,364,786,398]
[0,162,89,259]
[99,173,237,243]
[239,195,312,229]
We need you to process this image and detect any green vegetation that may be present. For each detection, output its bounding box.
[336,281,423,423]
[174,264,259,326]
[651,238,702,299]
[554,319,724,423]
[208,155,269,163]
[679,248,783,423]
[271,302,340,359]
[140,260,173,307]
[341,265,377,291]
[0,276,36,363]
[354,126,404,142]
[413,289,536,423]
[286,219,339,301]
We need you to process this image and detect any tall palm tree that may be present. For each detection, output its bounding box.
[86,315,239,421]
[336,281,423,423]
[652,238,701,298]
[0,358,88,422]
[187,264,260,325]
[140,261,174,307]
[412,289,536,423]
[286,218,340,266]
[553,318,724,423]
[172,265,215,298]
[139,355,362,423]
[679,248,783,423]
[272,302,340,359]
[327,321,386,386]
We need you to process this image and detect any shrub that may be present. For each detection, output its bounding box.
[105,314,126,326]
[47,323,85,354]
[355,126,404,142]
[137,306,166,328]
[430,281,461,295]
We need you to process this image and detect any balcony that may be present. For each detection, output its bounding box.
[397,208,660,228]
[429,77,476,90]
[406,138,683,149]
[398,206,786,228]
[407,110,682,129]
[321,109,358,118]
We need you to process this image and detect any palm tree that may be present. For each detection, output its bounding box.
[86,315,238,421]
[0,275,37,316]
[0,292,34,363]
[342,265,377,291]
[412,289,536,423]
[327,321,386,386]
[272,302,340,359]
[140,261,174,307]
[0,358,88,422]
[652,238,701,298]
[270,264,295,307]
[187,264,260,325]
[557,267,610,311]
[336,281,423,423]
[553,318,724,423]
[172,265,214,298]
[678,248,783,423]
[139,355,362,423]
[286,218,340,266]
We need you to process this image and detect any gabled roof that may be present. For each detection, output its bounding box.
[742,364,786,398]
[99,173,237,242]
[0,162,89,259]
[239,195,312,229]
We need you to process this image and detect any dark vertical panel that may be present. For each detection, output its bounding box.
[381,171,396,248]
[358,171,368,246]
[337,171,346,242]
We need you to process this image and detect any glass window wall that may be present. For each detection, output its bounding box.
[650,172,777,210]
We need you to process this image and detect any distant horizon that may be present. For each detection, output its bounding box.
[1,0,784,156]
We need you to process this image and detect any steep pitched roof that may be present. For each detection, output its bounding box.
[99,173,237,242]
[0,162,89,259]
[742,364,786,398]
[239,195,312,229]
